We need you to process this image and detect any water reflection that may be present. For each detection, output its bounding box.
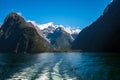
[0,52,119,80]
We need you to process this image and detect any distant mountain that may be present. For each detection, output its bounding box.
[27,21,80,50]
[72,0,120,52]
[0,12,47,53]
[35,22,80,39]
[36,22,80,50]
[46,27,73,49]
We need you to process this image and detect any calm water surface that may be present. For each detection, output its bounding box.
[0,52,120,80]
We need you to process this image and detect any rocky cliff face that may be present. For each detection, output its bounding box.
[72,0,120,52]
[0,12,47,53]
[47,27,73,50]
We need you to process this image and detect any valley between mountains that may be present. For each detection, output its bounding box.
[0,0,120,53]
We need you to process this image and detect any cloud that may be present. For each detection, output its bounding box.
[27,20,38,26]
[63,27,81,34]
[17,12,22,16]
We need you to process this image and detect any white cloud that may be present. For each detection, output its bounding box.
[27,20,38,26]
[17,12,22,16]
[63,27,81,34]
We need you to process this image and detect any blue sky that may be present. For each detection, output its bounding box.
[0,0,111,29]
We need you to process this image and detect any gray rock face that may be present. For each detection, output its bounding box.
[46,27,73,50]
[72,0,120,52]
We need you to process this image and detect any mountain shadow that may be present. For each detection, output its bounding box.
[72,0,120,52]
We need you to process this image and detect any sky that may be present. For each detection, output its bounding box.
[0,0,111,29]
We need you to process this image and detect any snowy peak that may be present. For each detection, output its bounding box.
[39,22,81,40]
[38,22,56,30]
[27,20,81,40]
[39,22,81,35]
[26,21,81,50]
[27,20,81,37]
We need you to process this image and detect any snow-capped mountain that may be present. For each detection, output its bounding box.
[39,22,81,49]
[27,21,81,50]
[38,22,56,30]
[27,21,81,39]
[37,22,81,39]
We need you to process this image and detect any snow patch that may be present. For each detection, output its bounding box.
[27,20,81,35]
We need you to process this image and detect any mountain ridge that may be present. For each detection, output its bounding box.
[0,12,48,53]
[72,0,120,52]
[27,21,80,50]
[27,21,81,37]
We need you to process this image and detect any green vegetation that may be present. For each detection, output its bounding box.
[15,27,47,53]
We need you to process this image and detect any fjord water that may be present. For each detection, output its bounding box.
[0,53,120,80]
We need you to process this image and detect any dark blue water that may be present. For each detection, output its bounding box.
[0,52,120,80]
